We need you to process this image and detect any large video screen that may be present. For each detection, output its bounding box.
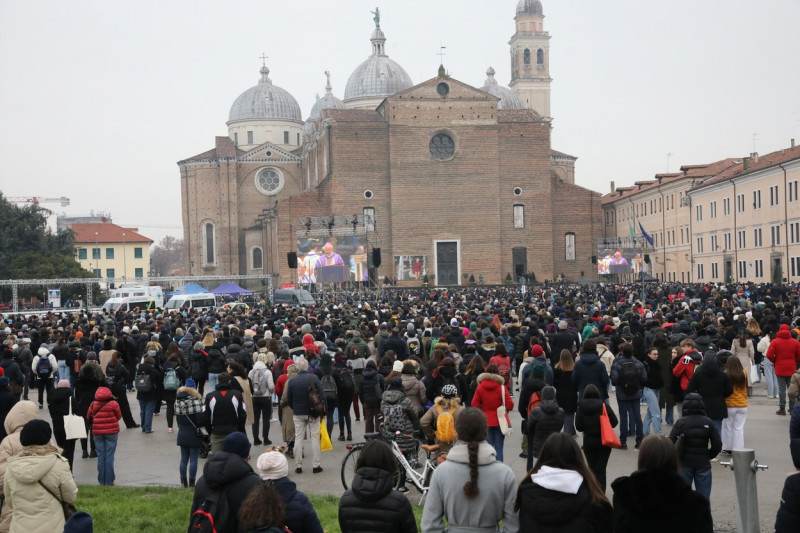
[395,255,428,281]
[296,235,368,284]
[597,247,644,275]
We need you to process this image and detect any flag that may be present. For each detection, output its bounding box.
[638,221,654,246]
[629,224,636,241]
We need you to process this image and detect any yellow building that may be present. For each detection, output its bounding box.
[72,222,153,281]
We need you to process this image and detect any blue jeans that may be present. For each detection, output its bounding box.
[763,358,778,397]
[94,433,118,485]
[486,426,506,462]
[207,373,219,395]
[139,399,156,432]
[642,387,662,435]
[681,466,712,501]
[57,360,68,384]
[711,419,722,438]
[179,446,200,481]
[617,398,643,443]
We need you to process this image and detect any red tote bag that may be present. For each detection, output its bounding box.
[600,403,621,448]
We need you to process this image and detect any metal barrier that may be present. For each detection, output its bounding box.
[720,448,768,533]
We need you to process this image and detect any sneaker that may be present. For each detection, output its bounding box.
[338,435,346,441]
[519,452,528,458]
[89,450,97,458]
[167,428,174,433]
[38,404,43,410]
[312,466,323,474]
[264,439,273,445]
[295,467,302,474]
[253,439,263,446]
[711,457,719,462]
[720,450,732,455]
[346,434,353,441]
[777,408,787,416]
[620,442,628,450]
[397,486,409,493]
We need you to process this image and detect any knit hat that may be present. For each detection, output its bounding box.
[441,384,458,398]
[532,364,545,378]
[57,379,70,388]
[63,511,93,533]
[387,376,403,390]
[37,346,49,357]
[20,420,52,447]
[530,345,544,358]
[185,378,196,389]
[541,385,556,401]
[558,321,567,330]
[450,318,459,327]
[223,431,251,458]
[257,451,289,480]
[392,360,404,372]
[86,351,98,361]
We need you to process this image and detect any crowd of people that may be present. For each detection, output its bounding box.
[0,280,798,531]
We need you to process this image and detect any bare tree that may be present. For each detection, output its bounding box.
[150,235,184,275]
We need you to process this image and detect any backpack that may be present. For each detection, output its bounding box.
[382,403,407,434]
[321,374,337,401]
[104,364,117,387]
[497,360,511,388]
[501,336,516,361]
[135,370,153,393]
[36,356,52,377]
[188,489,233,533]
[308,376,327,418]
[434,405,457,443]
[337,368,355,394]
[408,339,421,358]
[526,390,542,416]
[252,368,270,397]
[163,367,180,391]
[620,360,641,395]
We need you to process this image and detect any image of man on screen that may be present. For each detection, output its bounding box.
[316,242,344,268]
[609,250,629,274]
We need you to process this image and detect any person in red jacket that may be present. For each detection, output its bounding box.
[470,365,514,462]
[766,324,800,415]
[86,386,122,485]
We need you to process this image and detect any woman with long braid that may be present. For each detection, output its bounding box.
[421,407,519,533]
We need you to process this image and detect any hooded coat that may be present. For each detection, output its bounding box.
[420,441,519,533]
[272,476,324,533]
[471,373,514,427]
[174,386,204,448]
[611,468,713,533]
[686,354,733,420]
[526,387,565,460]
[380,388,421,454]
[0,400,41,531]
[86,386,121,435]
[571,352,609,399]
[517,466,613,533]
[3,444,77,533]
[338,467,418,533]
[767,325,800,378]
[668,393,722,469]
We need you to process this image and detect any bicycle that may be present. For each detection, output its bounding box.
[340,431,440,504]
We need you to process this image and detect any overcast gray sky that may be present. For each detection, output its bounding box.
[1,0,798,245]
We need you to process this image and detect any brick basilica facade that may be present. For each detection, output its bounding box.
[178,1,603,286]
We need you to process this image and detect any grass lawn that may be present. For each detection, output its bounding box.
[76,485,423,532]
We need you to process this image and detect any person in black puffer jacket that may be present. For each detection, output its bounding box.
[612,435,713,533]
[47,379,75,469]
[575,384,618,491]
[776,402,800,532]
[256,450,324,533]
[358,361,385,434]
[669,393,722,502]
[338,440,417,533]
[526,385,565,470]
[571,339,609,400]
[686,352,733,438]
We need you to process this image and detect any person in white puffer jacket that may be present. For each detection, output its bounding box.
[30,346,57,409]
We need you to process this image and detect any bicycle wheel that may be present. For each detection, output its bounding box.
[340,445,363,490]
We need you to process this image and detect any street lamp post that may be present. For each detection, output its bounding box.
[122,232,127,280]
[94,231,99,275]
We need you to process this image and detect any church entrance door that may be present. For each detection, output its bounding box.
[436,241,459,285]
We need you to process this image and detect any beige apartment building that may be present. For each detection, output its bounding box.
[602,141,800,284]
[72,222,153,281]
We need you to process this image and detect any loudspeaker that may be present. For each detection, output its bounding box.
[515,264,523,276]
[591,255,597,264]
[372,248,382,267]
[644,254,651,264]
[287,252,298,268]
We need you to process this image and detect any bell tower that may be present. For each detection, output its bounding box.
[509,0,552,121]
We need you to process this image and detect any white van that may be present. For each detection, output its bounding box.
[164,293,218,311]
[101,296,159,312]
[108,285,165,308]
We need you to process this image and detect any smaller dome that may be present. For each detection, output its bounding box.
[228,65,302,123]
[516,0,544,16]
[482,67,524,110]
[307,71,345,121]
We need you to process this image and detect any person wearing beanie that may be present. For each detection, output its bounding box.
[766,323,800,415]
[175,377,204,487]
[87,385,122,486]
[380,376,422,489]
[339,440,417,533]
[190,431,261,533]
[668,393,721,501]
[202,372,246,453]
[4,419,77,532]
[525,385,565,469]
[257,451,324,533]
[47,379,78,469]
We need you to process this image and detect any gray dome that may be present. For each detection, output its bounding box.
[308,72,345,121]
[344,26,412,102]
[228,66,302,123]
[516,0,544,16]
[482,67,524,110]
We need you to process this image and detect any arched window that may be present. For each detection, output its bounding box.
[565,232,576,261]
[537,48,544,66]
[252,247,263,270]
[203,222,215,265]
[523,49,531,67]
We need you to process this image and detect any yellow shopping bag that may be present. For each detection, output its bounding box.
[320,419,333,452]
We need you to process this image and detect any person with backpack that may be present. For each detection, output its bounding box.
[381,376,423,492]
[249,352,275,446]
[400,361,426,417]
[420,383,463,455]
[610,343,647,450]
[31,346,57,409]
[162,352,189,434]
[189,432,261,533]
[686,352,733,439]
[426,357,465,404]
[315,354,339,438]
[284,358,325,474]
[489,345,514,397]
[525,385,565,470]
[520,344,553,386]
[333,354,355,441]
[518,362,546,459]
[136,354,163,435]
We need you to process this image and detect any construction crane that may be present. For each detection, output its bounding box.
[7,196,70,207]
